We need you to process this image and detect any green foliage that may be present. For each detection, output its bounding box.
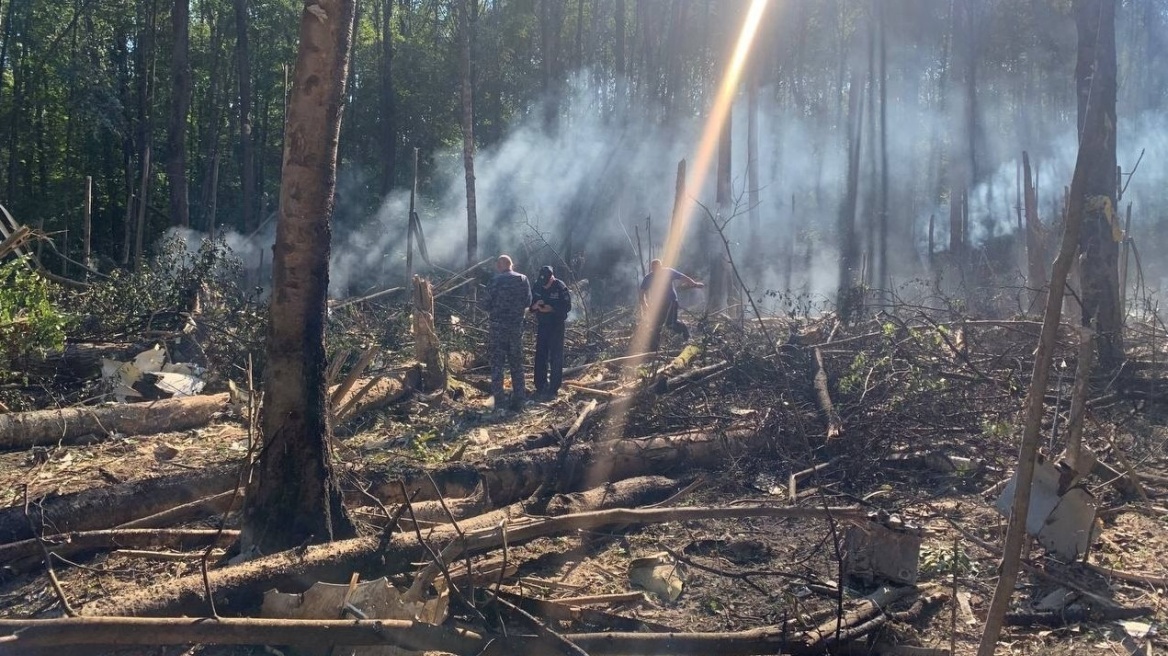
[919,543,977,579]
[0,258,68,372]
[66,234,268,378]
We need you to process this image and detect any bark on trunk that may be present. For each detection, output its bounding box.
[1074,0,1123,370]
[241,0,357,556]
[166,0,191,228]
[0,393,231,451]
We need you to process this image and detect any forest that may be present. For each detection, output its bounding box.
[1,0,1168,655]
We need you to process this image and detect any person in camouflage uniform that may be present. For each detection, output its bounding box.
[479,254,532,411]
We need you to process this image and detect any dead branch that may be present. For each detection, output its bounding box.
[0,528,238,565]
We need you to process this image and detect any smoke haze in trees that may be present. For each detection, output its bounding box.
[172,19,1168,308]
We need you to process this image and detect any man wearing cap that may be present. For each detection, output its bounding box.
[479,254,532,412]
[529,265,571,400]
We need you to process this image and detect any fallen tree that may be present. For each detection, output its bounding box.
[0,466,238,542]
[0,393,231,450]
[79,502,866,618]
[368,425,764,506]
[2,582,919,656]
[1,425,764,543]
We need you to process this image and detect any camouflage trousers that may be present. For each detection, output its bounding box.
[488,323,525,403]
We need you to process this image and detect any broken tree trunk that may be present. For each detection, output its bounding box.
[1023,151,1048,314]
[0,393,231,451]
[813,347,843,439]
[412,275,446,391]
[0,466,238,542]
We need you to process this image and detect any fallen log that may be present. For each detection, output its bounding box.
[0,393,231,451]
[0,466,238,542]
[0,611,931,656]
[80,503,865,618]
[0,528,238,564]
[0,617,486,656]
[369,425,764,507]
[2,424,760,549]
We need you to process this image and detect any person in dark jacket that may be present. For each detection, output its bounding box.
[529,265,571,400]
[478,254,532,411]
[639,259,703,350]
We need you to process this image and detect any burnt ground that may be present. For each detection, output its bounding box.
[2,303,1168,656]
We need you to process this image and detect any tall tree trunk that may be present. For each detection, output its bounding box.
[746,61,760,264]
[234,0,256,232]
[876,0,889,290]
[975,77,1101,656]
[167,0,191,228]
[1074,0,1122,370]
[242,0,358,557]
[1023,151,1047,314]
[837,69,864,323]
[705,96,731,315]
[379,0,397,194]
[459,0,477,268]
[614,0,625,111]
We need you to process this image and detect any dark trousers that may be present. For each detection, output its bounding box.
[534,320,566,393]
[489,326,525,403]
[648,299,689,350]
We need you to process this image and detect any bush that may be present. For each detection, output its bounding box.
[66,234,268,383]
[0,257,67,374]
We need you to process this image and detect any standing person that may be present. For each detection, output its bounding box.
[530,265,571,400]
[479,254,532,412]
[640,259,704,350]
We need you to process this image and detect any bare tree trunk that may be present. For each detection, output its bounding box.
[877,0,889,290]
[837,69,863,322]
[1023,151,1047,313]
[746,61,760,265]
[1074,0,1123,370]
[233,0,256,232]
[241,0,358,556]
[705,98,731,314]
[167,0,191,228]
[976,85,1098,656]
[133,145,151,268]
[379,0,396,194]
[614,0,625,111]
[459,0,477,268]
[82,176,92,272]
